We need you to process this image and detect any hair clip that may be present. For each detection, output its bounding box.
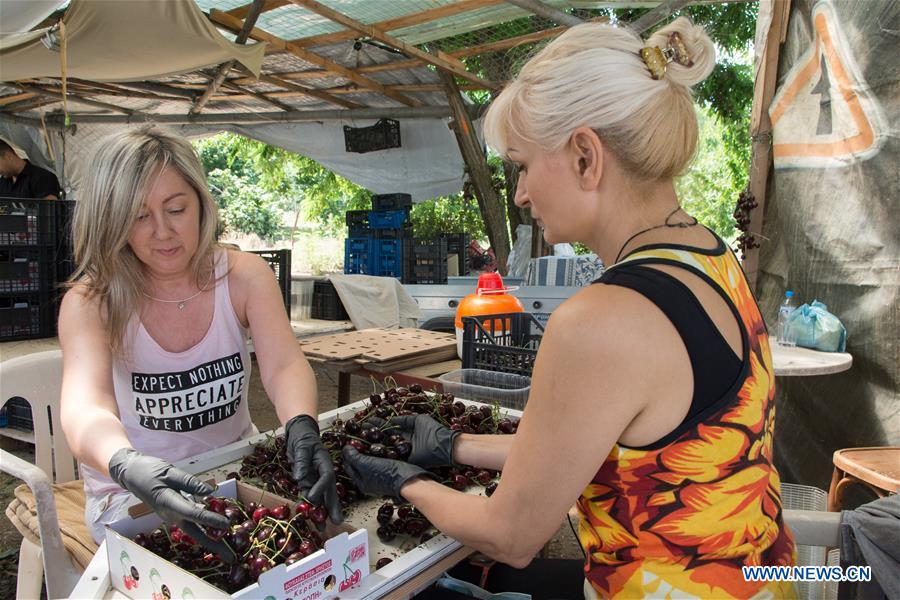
[640,46,667,80]
[641,31,694,80]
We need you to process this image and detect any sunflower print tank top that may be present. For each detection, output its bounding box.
[577,240,797,599]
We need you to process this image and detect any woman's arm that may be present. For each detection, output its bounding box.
[401,284,688,567]
[229,251,317,424]
[58,287,132,475]
[453,433,515,471]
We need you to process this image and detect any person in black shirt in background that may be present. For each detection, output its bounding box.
[0,138,61,199]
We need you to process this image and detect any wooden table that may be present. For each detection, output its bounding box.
[770,344,853,376]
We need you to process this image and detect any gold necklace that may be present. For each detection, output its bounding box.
[142,274,212,310]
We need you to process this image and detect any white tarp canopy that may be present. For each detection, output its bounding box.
[0,0,265,81]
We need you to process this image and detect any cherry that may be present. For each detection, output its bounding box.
[227,563,249,588]
[248,556,273,580]
[409,383,423,394]
[376,557,393,570]
[270,504,291,520]
[369,393,383,406]
[485,482,498,497]
[294,501,312,518]
[377,524,396,542]
[310,505,327,525]
[298,539,317,557]
[252,507,270,523]
[475,470,493,486]
[285,551,305,565]
[206,497,226,514]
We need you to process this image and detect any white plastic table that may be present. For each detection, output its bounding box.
[770,344,853,376]
[70,400,520,599]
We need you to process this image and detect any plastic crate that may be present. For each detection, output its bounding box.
[0,291,56,341]
[0,198,59,247]
[371,193,412,211]
[343,119,401,154]
[4,397,34,431]
[56,200,76,283]
[374,238,403,258]
[413,263,448,284]
[374,254,403,278]
[374,224,413,240]
[368,209,410,230]
[311,280,349,320]
[0,246,54,293]
[462,312,545,376]
[345,209,370,236]
[247,249,291,312]
[439,369,531,410]
[443,232,469,275]
[344,237,376,275]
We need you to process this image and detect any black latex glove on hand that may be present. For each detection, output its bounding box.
[108,448,236,563]
[384,414,461,468]
[342,445,433,501]
[285,414,343,524]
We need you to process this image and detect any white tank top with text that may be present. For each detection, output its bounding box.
[81,249,254,498]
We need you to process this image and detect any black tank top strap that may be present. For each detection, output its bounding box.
[595,262,742,446]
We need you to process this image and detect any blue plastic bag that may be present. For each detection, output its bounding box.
[784,300,847,352]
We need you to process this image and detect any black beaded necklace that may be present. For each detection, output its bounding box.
[613,206,699,264]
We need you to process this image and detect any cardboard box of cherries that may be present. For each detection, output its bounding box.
[105,479,368,599]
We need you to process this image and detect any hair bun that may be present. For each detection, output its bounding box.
[645,17,715,87]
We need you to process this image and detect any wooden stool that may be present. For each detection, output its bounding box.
[828,447,900,511]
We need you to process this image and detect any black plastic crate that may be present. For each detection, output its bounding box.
[0,246,55,293]
[344,119,401,154]
[311,280,349,320]
[56,200,76,283]
[4,397,34,431]
[374,224,413,240]
[462,312,545,376]
[0,291,56,341]
[0,198,59,247]
[371,193,412,211]
[412,237,448,266]
[413,263,448,284]
[443,232,469,274]
[345,210,370,237]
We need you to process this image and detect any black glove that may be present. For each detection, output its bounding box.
[108,448,236,562]
[389,414,461,468]
[285,414,343,524]
[341,446,433,501]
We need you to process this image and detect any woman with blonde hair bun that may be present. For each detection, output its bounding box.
[342,17,797,599]
[59,125,343,554]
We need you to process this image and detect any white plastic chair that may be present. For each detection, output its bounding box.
[782,482,842,600]
[1,350,83,599]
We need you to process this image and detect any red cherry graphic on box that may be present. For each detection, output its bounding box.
[339,569,362,592]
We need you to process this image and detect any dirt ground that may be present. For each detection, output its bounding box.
[0,359,581,599]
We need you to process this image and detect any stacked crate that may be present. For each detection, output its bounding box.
[344,193,413,279]
[0,199,75,341]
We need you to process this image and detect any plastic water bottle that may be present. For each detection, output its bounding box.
[777,291,797,346]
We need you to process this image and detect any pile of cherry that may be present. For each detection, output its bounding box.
[239,383,517,513]
[132,497,325,593]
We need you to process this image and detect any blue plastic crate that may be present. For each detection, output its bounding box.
[344,238,376,275]
[368,209,410,230]
[374,254,403,278]
[374,238,403,258]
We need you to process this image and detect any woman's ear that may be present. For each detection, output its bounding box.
[570,127,603,190]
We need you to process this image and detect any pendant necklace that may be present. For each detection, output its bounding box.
[613,206,699,264]
[142,274,212,310]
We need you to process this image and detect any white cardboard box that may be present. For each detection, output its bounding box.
[105,479,369,600]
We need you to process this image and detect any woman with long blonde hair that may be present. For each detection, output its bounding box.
[59,125,342,553]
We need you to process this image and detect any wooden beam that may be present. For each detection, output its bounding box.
[3,97,60,114]
[438,68,510,275]
[504,0,584,26]
[209,9,422,107]
[287,0,497,90]
[257,73,366,109]
[13,83,137,115]
[116,81,200,100]
[205,82,485,103]
[0,93,36,107]
[743,0,791,290]
[221,79,295,111]
[192,0,266,114]
[44,106,456,126]
[226,0,288,19]
[290,0,504,48]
